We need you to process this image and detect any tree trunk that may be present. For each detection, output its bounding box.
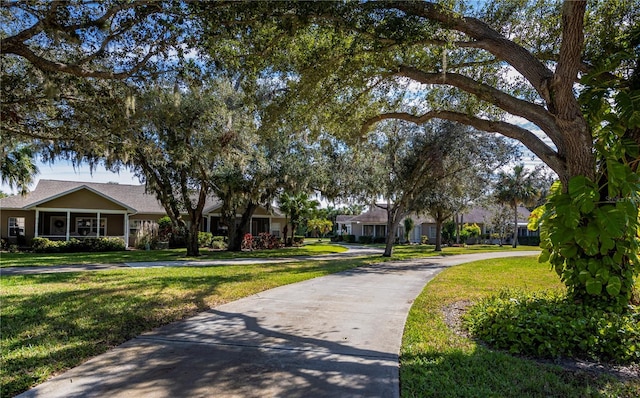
[186,221,200,257]
[512,201,518,248]
[435,218,444,252]
[229,203,258,252]
[383,213,401,257]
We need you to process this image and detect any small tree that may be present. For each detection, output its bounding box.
[307,218,333,239]
[403,218,415,243]
[495,165,542,248]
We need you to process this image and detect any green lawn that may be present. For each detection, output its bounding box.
[8,245,632,397]
[0,256,373,397]
[0,242,348,268]
[400,256,640,398]
[386,243,538,260]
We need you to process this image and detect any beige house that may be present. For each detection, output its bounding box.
[336,204,536,244]
[1,180,288,247]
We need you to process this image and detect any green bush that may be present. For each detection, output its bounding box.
[421,235,429,244]
[463,289,640,364]
[358,235,373,244]
[293,235,305,246]
[517,236,540,246]
[373,236,386,244]
[343,234,356,243]
[198,232,213,248]
[31,237,126,253]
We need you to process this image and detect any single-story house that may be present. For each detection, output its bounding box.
[0,179,289,248]
[336,204,537,244]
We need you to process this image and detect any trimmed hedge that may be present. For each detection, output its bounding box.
[343,234,356,243]
[517,236,541,246]
[463,289,640,364]
[31,237,126,253]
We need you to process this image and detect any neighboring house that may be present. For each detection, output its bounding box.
[0,179,288,248]
[336,204,537,244]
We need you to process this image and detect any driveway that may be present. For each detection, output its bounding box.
[17,251,539,398]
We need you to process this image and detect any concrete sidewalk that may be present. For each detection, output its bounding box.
[16,251,538,398]
[1,245,382,275]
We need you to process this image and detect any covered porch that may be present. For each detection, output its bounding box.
[33,208,130,245]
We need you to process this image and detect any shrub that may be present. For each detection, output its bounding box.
[31,237,125,253]
[517,236,541,246]
[331,235,344,242]
[135,221,158,249]
[463,289,640,364]
[421,235,429,244]
[8,244,19,253]
[211,239,227,250]
[241,233,253,250]
[343,234,356,243]
[358,235,373,244]
[157,216,173,241]
[292,235,305,246]
[253,233,282,250]
[32,237,57,253]
[373,236,386,244]
[198,232,213,248]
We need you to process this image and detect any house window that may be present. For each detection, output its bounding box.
[374,225,386,237]
[8,217,25,237]
[76,217,106,236]
[429,226,437,238]
[252,218,270,235]
[129,220,155,236]
[271,222,281,237]
[363,225,374,236]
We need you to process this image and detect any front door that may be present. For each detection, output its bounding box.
[50,216,67,235]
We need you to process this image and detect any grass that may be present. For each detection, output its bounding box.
[400,256,640,398]
[11,243,629,397]
[0,242,347,268]
[386,243,538,260]
[0,256,374,397]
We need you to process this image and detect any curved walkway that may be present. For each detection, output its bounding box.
[17,251,538,398]
[1,245,382,275]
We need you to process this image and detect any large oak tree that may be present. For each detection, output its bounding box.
[198,0,639,306]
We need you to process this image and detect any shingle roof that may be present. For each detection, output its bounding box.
[336,204,531,225]
[0,179,223,214]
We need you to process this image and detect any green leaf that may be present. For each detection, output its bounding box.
[586,278,603,295]
[606,276,622,297]
[578,270,591,284]
[595,267,610,283]
[594,205,626,239]
[538,249,551,263]
[568,176,598,214]
[559,244,578,258]
[587,259,601,275]
[574,224,600,255]
[600,235,616,255]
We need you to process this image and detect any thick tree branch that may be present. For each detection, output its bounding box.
[384,1,555,105]
[362,110,565,177]
[552,0,586,120]
[396,65,564,149]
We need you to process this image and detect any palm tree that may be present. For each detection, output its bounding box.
[278,192,319,246]
[494,165,540,248]
[1,144,39,195]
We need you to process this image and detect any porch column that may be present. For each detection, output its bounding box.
[96,211,101,238]
[124,213,129,249]
[66,211,71,241]
[207,216,211,233]
[35,209,40,238]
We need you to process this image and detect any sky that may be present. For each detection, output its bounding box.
[0,161,140,195]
